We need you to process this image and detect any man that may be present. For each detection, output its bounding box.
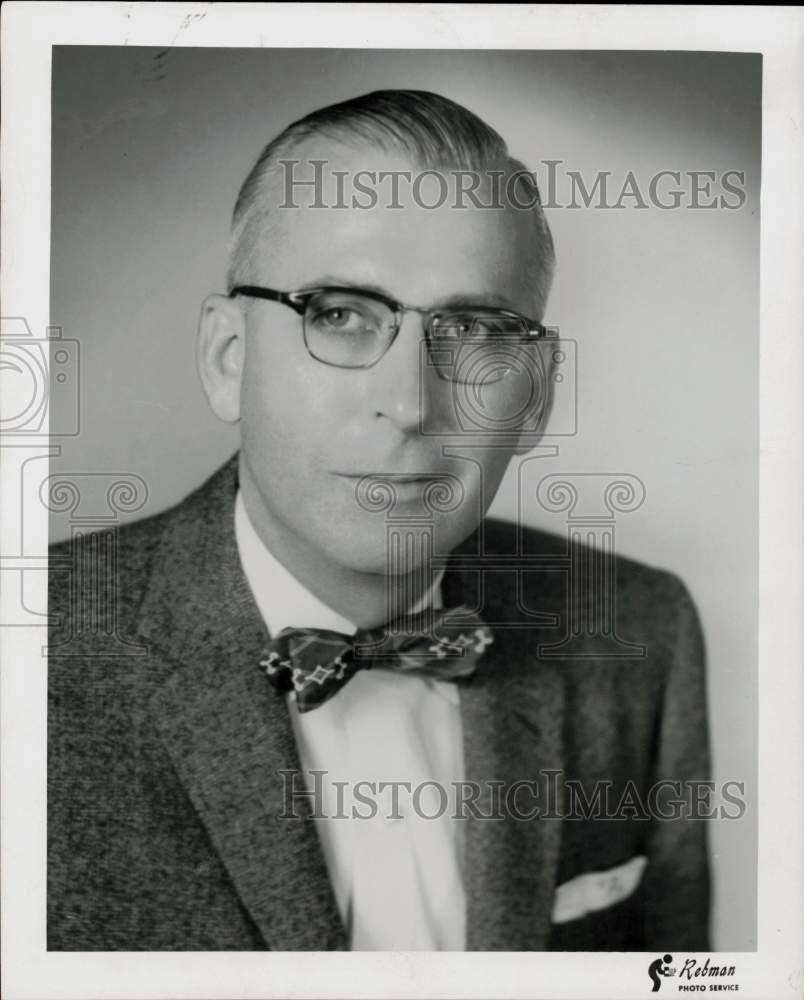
[47,90,711,951]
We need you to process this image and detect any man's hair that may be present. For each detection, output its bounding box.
[227,89,555,315]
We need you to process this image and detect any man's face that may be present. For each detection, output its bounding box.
[235,142,547,575]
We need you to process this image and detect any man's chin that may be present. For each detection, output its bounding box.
[317,516,476,577]
[320,528,433,577]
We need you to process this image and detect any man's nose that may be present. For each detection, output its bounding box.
[370,311,434,432]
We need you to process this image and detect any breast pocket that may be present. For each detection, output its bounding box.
[552,855,647,924]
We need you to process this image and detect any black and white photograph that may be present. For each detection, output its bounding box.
[1,5,802,999]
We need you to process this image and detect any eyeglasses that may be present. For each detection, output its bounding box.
[229,284,547,385]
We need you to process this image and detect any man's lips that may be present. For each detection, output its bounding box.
[332,472,448,482]
[331,470,467,511]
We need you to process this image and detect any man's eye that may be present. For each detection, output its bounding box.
[320,308,354,328]
[309,306,367,334]
[307,296,384,337]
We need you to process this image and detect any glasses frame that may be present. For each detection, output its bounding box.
[229,284,548,378]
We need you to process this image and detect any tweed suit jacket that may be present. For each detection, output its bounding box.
[47,454,711,951]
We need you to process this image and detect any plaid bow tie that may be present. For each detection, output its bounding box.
[259,606,493,712]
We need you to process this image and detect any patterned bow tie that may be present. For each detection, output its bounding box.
[259,606,493,712]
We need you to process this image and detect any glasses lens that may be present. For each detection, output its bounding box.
[430,312,531,384]
[304,290,394,367]
[432,313,528,340]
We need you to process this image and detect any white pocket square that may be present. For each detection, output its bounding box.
[551,855,647,924]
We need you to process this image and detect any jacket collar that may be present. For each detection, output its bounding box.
[137,454,564,950]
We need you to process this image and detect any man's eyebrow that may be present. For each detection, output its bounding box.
[298,276,519,312]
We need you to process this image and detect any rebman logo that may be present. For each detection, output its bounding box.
[648,954,675,992]
[647,955,738,992]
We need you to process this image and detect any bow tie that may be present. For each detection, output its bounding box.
[259,606,493,713]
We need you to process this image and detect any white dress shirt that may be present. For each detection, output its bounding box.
[234,491,467,950]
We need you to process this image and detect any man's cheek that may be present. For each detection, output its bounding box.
[243,379,310,449]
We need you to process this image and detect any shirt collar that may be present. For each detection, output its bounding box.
[234,490,443,638]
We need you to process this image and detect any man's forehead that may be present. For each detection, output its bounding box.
[254,139,538,308]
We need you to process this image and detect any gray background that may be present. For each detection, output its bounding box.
[50,47,760,950]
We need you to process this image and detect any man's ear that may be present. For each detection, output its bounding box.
[197,294,246,423]
[512,341,556,456]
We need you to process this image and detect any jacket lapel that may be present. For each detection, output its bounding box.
[137,456,347,950]
[444,543,566,950]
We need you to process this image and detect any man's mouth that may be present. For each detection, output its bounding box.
[332,472,446,482]
[332,471,457,505]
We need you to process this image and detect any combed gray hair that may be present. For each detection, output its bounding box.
[227,89,555,315]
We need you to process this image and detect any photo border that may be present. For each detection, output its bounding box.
[2,4,801,999]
